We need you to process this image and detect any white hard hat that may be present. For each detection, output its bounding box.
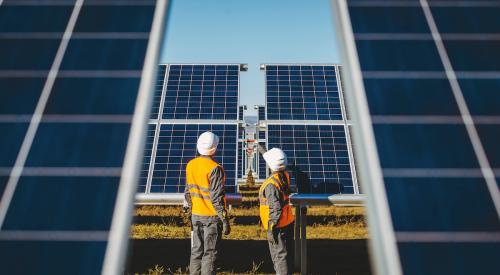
[263,148,288,171]
[197,131,219,156]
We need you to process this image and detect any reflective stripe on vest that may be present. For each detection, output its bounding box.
[186,157,220,216]
[259,171,295,230]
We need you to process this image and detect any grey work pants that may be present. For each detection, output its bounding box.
[190,215,222,275]
[267,223,294,275]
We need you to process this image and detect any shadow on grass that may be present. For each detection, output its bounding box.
[126,239,371,275]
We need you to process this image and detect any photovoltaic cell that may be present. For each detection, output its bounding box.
[163,64,239,120]
[149,124,238,193]
[150,65,167,119]
[138,124,156,193]
[238,140,244,178]
[258,142,267,180]
[266,65,342,121]
[239,106,244,120]
[0,1,160,274]
[267,124,354,194]
[345,1,500,274]
[257,106,266,121]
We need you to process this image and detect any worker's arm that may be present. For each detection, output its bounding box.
[209,166,227,221]
[257,143,267,155]
[183,181,192,213]
[264,183,282,229]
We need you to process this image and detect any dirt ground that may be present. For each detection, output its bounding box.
[125,238,372,275]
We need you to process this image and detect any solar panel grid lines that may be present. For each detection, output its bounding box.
[162,64,239,120]
[420,0,500,215]
[0,0,163,274]
[265,64,343,121]
[334,0,500,274]
[149,123,238,193]
[336,65,359,193]
[0,0,85,229]
[150,64,167,119]
[267,123,355,194]
[257,105,266,121]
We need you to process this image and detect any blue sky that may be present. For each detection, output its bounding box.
[160,0,340,114]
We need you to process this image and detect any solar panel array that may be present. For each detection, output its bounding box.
[268,124,354,193]
[342,0,500,274]
[0,1,163,274]
[264,64,357,194]
[150,124,237,193]
[266,65,342,120]
[162,64,239,120]
[140,64,241,194]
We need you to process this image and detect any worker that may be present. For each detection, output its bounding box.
[184,131,231,275]
[259,148,295,275]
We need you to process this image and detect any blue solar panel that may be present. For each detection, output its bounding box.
[257,105,266,121]
[344,1,500,274]
[149,124,238,193]
[238,140,244,178]
[258,142,267,180]
[0,1,161,274]
[163,64,239,120]
[267,124,354,194]
[266,65,342,120]
[239,106,245,120]
[138,124,157,193]
[150,65,167,119]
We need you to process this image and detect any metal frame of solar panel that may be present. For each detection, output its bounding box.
[141,64,241,194]
[0,1,167,274]
[263,64,359,194]
[332,1,500,275]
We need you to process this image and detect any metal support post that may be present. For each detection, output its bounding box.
[294,205,301,271]
[300,206,308,275]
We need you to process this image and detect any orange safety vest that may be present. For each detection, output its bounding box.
[186,157,225,216]
[259,171,294,230]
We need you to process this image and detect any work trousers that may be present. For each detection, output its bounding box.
[190,215,222,275]
[267,223,294,275]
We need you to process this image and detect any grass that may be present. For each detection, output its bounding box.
[131,222,367,240]
[131,205,367,240]
[133,263,294,275]
[134,205,365,217]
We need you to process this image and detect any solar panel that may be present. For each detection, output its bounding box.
[148,124,238,193]
[138,124,157,193]
[265,65,342,121]
[258,142,268,180]
[267,124,354,194]
[238,140,244,178]
[162,64,239,120]
[150,64,167,119]
[239,105,245,121]
[0,1,165,274]
[334,1,500,274]
[257,105,266,121]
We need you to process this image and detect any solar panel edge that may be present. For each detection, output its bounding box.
[101,1,168,275]
[330,1,403,274]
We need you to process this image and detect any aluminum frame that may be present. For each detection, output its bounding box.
[330,1,403,274]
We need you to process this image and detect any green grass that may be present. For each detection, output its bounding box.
[131,205,367,240]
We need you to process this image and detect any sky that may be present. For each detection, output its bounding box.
[160,0,340,115]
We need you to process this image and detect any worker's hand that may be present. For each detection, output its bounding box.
[268,222,279,244]
[222,219,231,235]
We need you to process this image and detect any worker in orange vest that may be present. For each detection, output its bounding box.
[184,131,230,275]
[259,147,295,275]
